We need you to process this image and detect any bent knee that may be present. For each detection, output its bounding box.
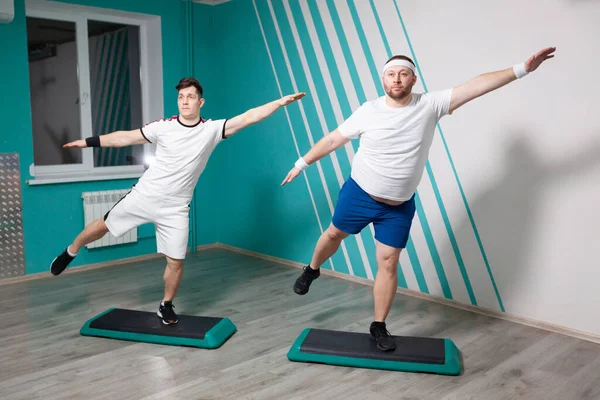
[377,251,401,273]
[326,225,349,242]
[166,257,184,269]
[377,261,398,275]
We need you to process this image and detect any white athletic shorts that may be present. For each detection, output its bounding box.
[104,188,190,260]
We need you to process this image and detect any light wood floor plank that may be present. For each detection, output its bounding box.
[1,249,599,399]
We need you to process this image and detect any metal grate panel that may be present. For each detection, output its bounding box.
[0,153,25,279]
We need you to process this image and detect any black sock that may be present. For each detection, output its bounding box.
[371,321,386,329]
[305,265,319,276]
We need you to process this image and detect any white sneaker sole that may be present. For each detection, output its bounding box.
[49,256,62,275]
[50,256,57,271]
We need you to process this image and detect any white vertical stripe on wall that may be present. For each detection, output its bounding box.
[372,0,502,310]
[303,0,420,288]
[326,0,452,294]
[296,1,355,161]
[280,0,376,279]
[313,2,366,109]
[251,0,335,270]
[250,0,503,309]
[325,1,379,100]
[261,0,357,274]
[408,210,443,297]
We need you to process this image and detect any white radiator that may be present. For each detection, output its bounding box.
[81,189,137,249]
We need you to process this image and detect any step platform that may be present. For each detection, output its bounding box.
[80,308,236,349]
[287,328,462,375]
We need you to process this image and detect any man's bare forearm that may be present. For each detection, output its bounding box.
[244,99,283,126]
[300,130,349,166]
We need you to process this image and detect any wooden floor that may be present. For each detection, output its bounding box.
[2,249,600,400]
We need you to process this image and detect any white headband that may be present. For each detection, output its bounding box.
[382,59,415,76]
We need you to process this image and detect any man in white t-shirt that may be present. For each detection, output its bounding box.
[282,47,555,351]
[50,77,305,325]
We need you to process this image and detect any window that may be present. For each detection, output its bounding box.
[87,20,144,168]
[25,1,164,185]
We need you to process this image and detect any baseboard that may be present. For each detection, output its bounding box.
[213,242,600,345]
[0,243,219,286]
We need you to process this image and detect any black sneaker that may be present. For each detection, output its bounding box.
[50,248,75,276]
[370,322,396,352]
[157,301,178,325]
[293,265,320,295]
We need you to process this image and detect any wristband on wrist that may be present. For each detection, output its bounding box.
[85,136,101,148]
[513,62,529,79]
[294,157,309,171]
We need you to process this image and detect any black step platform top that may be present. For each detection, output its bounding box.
[89,308,222,339]
[300,329,446,364]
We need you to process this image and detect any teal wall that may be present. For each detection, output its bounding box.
[209,0,326,265]
[206,0,377,277]
[0,0,217,275]
[191,4,218,248]
[0,0,500,313]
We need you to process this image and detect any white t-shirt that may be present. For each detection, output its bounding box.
[338,90,453,201]
[135,115,227,203]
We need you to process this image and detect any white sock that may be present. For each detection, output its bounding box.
[66,246,78,257]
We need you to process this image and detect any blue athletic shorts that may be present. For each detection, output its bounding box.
[331,177,416,249]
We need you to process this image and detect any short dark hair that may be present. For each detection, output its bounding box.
[385,55,416,67]
[176,77,203,98]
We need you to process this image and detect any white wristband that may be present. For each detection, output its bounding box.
[294,157,309,171]
[513,62,529,79]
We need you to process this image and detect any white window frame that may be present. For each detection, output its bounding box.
[25,0,163,185]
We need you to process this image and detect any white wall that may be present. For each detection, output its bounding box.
[397,0,600,334]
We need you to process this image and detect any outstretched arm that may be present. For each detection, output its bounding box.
[449,47,556,114]
[63,129,149,149]
[224,92,306,138]
[281,129,350,186]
